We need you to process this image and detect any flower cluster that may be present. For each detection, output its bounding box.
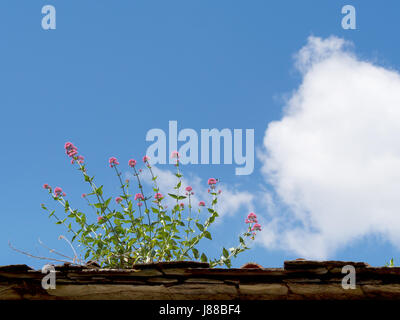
[171,151,179,159]
[185,186,194,196]
[43,184,66,197]
[53,187,66,197]
[143,156,150,163]
[245,212,257,224]
[109,157,119,168]
[128,159,137,167]
[134,193,144,201]
[65,142,84,164]
[65,142,78,157]
[154,193,163,200]
[245,212,262,239]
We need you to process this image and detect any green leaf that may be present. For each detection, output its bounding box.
[115,212,124,219]
[223,247,229,258]
[224,259,232,268]
[196,223,204,232]
[96,186,103,196]
[104,197,111,208]
[208,216,216,224]
[168,193,178,199]
[151,207,159,214]
[204,231,212,240]
[192,248,199,259]
[177,221,185,227]
[200,253,208,263]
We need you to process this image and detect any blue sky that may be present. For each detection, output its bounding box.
[2,0,400,269]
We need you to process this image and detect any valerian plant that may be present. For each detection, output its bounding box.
[41,142,261,268]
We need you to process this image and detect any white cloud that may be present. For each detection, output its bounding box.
[259,36,400,259]
[125,166,254,220]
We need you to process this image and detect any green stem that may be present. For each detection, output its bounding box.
[132,166,153,261]
[159,160,182,261]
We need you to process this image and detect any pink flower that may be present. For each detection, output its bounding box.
[185,186,192,192]
[43,184,50,189]
[64,142,73,149]
[143,155,150,162]
[246,212,258,224]
[180,203,184,208]
[109,157,119,168]
[154,193,163,200]
[251,223,262,232]
[137,202,143,207]
[62,192,66,197]
[54,187,63,197]
[207,178,217,185]
[218,190,222,194]
[64,142,78,158]
[171,151,179,159]
[115,197,123,204]
[199,201,205,207]
[128,159,137,167]
[69,150,78,157]
[82,193,86,198]
[97,216,104,223]
[134,193,144,201]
